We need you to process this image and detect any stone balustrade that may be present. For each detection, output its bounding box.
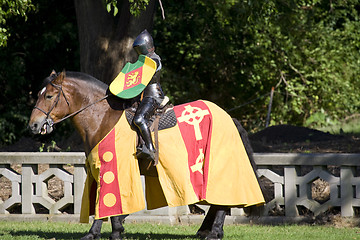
[0,152,359,222]
[255,153,360,218]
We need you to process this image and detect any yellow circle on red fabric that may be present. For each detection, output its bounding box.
[103,151,113,162]
[103,193,116,207]
[103,171,115,184]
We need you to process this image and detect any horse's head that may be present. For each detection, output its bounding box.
[29,70,70,135]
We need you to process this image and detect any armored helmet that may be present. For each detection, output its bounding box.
[133,29,155,56]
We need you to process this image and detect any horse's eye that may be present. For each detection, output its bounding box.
[46,95,53,100]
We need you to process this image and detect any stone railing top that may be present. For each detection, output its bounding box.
[0,152,86,164]
[254,153,360,166]
[1,152,360,166]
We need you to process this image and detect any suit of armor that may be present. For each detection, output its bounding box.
[132,30,165,161]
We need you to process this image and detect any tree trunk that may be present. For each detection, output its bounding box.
[74,0,156,84]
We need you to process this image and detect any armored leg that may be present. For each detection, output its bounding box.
[133,97,158,160]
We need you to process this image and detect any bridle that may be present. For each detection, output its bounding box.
[33,81,108,128]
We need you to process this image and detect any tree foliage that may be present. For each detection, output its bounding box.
[0,0,79,146]
[0,0,34,46]
[1,0,360,147]
[104,0,150,16]
[154,0,360,130]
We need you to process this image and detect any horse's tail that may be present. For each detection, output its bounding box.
[232,118,268,210]
[232,118,256,172]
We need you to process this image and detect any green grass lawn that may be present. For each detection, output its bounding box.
[0,221,359,240]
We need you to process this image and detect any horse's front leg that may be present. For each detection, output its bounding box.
[109,215,128,240]
[196,205,229,240]
[81,219,103,240]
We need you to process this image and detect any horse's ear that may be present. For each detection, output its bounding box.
[49,70,57,77]
[53,70,66,85]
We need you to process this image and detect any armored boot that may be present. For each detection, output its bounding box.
[132,97,157,161]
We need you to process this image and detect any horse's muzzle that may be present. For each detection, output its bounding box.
[29,118,54,135]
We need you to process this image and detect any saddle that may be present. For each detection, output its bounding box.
[125,98,177,176]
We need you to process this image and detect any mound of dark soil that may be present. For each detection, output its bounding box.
[250,125,344,143]
[249,124,360,153]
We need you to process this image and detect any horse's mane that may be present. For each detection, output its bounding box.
[67,71,108,91]
[40,70,136,109]
[41,71,108,91]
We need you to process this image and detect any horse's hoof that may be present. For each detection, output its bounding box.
[196,230,223,240]
[196,230,210,239]
[205,231,223,240]
[109,237,122,240]
[80,233,101,240]
[109,232,122,240]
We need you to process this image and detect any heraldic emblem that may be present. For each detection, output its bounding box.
[109,55,156,99]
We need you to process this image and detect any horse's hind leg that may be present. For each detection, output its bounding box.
[109,215,128,240]
[80,219,103,240]
[196,205,229,239]
[208,207,227,240]
[197,206,218,237]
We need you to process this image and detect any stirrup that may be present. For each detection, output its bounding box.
[159,96,170,108]
[136,145,156,161]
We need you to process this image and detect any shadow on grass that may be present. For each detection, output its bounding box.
[5,230,87,239]
[122,233,197,239]
[6,230,197,239]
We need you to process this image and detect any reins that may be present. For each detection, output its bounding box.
[33,80,109,126]
[54,94,109,124]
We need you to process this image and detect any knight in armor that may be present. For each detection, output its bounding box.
[132,29,165,161]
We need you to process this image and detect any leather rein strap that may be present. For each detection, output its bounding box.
[54,94,109,125]
[33,81,109,126]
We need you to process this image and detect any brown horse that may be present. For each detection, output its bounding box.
[29,70,264,240]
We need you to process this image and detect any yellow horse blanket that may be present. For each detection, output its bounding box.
[80,100,264,223]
